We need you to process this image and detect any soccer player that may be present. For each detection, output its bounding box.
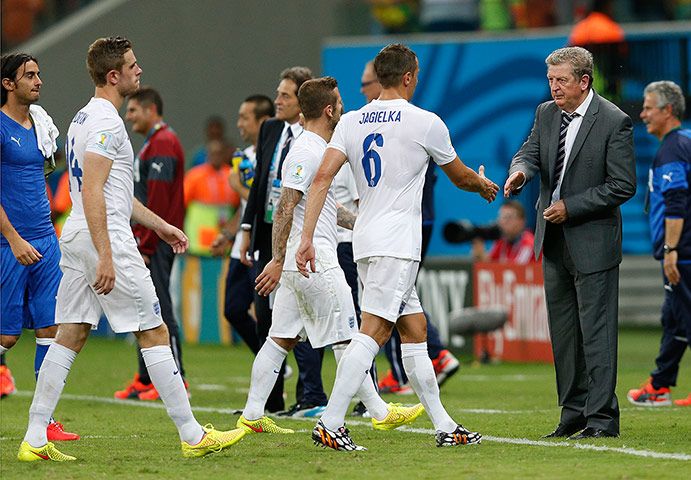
[1,52,78,441]
[18,36,244,462]
[297,44,498,450]
[113,86,188,400]
[236,77,424,442]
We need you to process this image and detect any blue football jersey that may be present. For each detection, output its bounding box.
[1,110,54,244]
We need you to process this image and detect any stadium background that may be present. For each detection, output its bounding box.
[5,0,691,343]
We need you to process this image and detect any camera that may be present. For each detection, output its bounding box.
[443,220,501,244]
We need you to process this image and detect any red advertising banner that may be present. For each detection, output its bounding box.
[473,262,553,363]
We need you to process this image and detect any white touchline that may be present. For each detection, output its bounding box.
[9,391,691,461]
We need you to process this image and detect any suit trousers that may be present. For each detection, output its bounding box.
[542,223,620,434]
[223,258,260,354]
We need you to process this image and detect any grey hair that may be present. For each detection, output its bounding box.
[545,47,594,88]
[644,80,685,119]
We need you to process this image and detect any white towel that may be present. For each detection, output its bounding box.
[29,104,60,166]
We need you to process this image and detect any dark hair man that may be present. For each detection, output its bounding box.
[1,52,79,443]
[18,36,244,462]
[238,67,318,414]
[298,43,498,450]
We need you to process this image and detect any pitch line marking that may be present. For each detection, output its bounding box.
[8,391,690,461]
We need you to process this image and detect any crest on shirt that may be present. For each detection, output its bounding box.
[291,164,307,183]
[93,132,113,151]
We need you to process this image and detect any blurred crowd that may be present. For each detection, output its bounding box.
[366,0,690,34]
[4,0,690,52]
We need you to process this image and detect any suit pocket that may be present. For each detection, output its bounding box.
[588,218,617,226]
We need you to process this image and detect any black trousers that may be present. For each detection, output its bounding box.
[223,258,260,354]
[542,223,620,434]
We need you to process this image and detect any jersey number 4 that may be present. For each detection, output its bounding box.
[362,133,383,187]
[65,136,83,192]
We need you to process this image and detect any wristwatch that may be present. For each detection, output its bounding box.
[663,244,677,254]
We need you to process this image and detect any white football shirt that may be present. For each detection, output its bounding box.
[328,98,457,261]
[281,130,339,272]
[62,97,135,237]
[333,163,359,244]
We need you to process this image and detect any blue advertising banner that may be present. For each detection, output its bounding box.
[324,36,567,257]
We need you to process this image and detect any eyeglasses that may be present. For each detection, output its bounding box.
[361,80,378,88]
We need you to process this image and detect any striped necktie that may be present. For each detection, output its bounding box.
[277,127,294,177]
[552,111,578,192]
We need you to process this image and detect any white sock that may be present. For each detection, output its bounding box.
[332,343,388,420]
[0,345,8,355]
[141,345,203,445]
[24,343,76,447]
[243,338,288,421]
[321,333,379,431]
[401,342,456,433]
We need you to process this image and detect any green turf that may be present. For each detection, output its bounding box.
[1,327,689,479]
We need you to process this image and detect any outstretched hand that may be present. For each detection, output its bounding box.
[478,165,500,203]
[503,171,526,198]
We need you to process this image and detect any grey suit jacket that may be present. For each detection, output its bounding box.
[509,91,636,274]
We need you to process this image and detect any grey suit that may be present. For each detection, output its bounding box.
[509,91,636,434]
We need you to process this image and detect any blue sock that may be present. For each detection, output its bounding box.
[35,338,55,380]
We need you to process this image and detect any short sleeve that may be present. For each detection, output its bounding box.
[327,114,348,156]
[281,147,318,194]
[84,118,123,160]
[424,114,457,166]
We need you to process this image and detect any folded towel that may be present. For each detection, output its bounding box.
[29,104,60,167]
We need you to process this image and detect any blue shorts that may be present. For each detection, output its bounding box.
[1,234,62,335]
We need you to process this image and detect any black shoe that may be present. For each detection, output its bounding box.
[568,427,618,440]
[541,423,586,438]
[277,402,326,417]
[349,401,370,417]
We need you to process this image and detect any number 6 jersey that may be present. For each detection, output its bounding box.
[328,98,457,262]
[62,97,135,238]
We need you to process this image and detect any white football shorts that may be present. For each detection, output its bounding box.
[357,256,423,323]
[56,229,163,333]
[269,267,358,348]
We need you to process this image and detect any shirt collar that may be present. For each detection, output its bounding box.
[569,88,594,117]
[285,120,303,138]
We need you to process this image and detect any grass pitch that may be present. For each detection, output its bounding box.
[1,327,690,480]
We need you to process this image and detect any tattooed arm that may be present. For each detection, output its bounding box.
[255,187,303,296]
[336,203,357,231]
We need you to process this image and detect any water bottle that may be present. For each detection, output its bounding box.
[239,157,255,188]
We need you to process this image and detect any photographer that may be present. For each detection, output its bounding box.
[471,200,534,265]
